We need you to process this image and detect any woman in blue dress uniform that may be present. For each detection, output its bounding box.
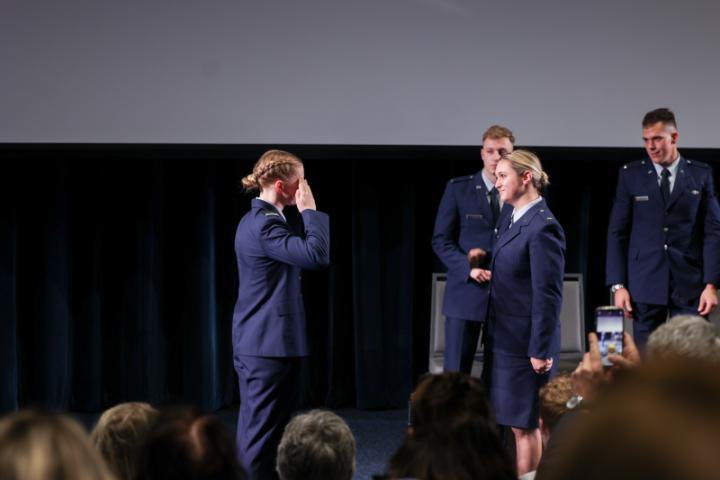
[484,150,565,475]
[233,150,330,480]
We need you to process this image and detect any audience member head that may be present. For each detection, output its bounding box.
[410,372,491,433]
[647,314,720,363]
[536,358,720,480]
[387,418,516,480]
[140,406,244,480]
[538,372,573,445]
[0,409,114,480]
[386,373,514,479]
[276,409,355,480]
[91,402,158,480]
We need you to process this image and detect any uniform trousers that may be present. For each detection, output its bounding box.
[443,316,482,374]
[632,275,701,348]
[234,354,302,480]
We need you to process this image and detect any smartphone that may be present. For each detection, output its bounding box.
[595,306,625,367]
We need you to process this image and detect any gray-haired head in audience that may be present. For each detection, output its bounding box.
[647,315,720,362]
[276,409,355,480]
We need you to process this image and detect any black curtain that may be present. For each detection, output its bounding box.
[2,144,718,415]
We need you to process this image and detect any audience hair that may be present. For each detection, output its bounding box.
[276,409,355,480]
[538,372,573,433]
[387,418,516,480]
[140,405,245,480]
[535,358,720,480]
[647,314,720,363]
[91,401,158,480]
[410,372,492,432]
[385,373,515,480]
[0,409,114,480]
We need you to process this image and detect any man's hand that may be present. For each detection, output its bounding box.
[470,268,491,283]
[698,283,718,316]
[614,288,633,318]
[530,357,553,374]
[295,179,316,212]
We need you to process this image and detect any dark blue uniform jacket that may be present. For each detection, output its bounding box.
[606,158,720,305]
[233,199,330,357]
[432,171,512,321]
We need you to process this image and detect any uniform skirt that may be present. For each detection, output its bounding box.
[482,349,553,430]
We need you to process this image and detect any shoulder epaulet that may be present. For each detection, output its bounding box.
[621,160,646,171]
[685,158,710,169]
[537,208,556,224]
[262,210,281,217]
[449,174,474,184]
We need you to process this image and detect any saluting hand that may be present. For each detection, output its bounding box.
[295,178,317,212]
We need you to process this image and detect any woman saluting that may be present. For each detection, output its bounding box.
[232,150,330,480]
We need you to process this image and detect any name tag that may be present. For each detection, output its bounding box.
[634,195,649,202]
[465,213,484,220]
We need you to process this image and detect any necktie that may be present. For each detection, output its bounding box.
[489,187,500,225]
[660,168,671,203]
[508,213,514,230]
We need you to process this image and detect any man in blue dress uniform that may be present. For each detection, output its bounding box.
[432,125,515,373]
[606,108,720,347]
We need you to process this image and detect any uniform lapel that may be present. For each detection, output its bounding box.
[493,200,545,259]
[666,158,689,210]
[472,171,495,224]
[643,162,660,199]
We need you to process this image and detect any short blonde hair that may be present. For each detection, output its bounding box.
[501,149,549,190]
[241,149,303,191]
[0,409,115,480]
[91,402,158,480]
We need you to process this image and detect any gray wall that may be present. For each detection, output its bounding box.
[2,0,719,146]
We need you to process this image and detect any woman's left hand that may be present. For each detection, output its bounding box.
[530,356,553,374]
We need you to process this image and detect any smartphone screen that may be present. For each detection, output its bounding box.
[595,307,624,367]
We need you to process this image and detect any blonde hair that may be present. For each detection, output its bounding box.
[91,402,158,480]
[501,149,549,190]
[0,409,115,480]
[241,150,303,191]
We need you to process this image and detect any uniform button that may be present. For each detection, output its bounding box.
[663,227,669,232]
[664,244,668,251]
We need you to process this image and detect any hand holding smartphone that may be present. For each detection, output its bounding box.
[595,306,625,367]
